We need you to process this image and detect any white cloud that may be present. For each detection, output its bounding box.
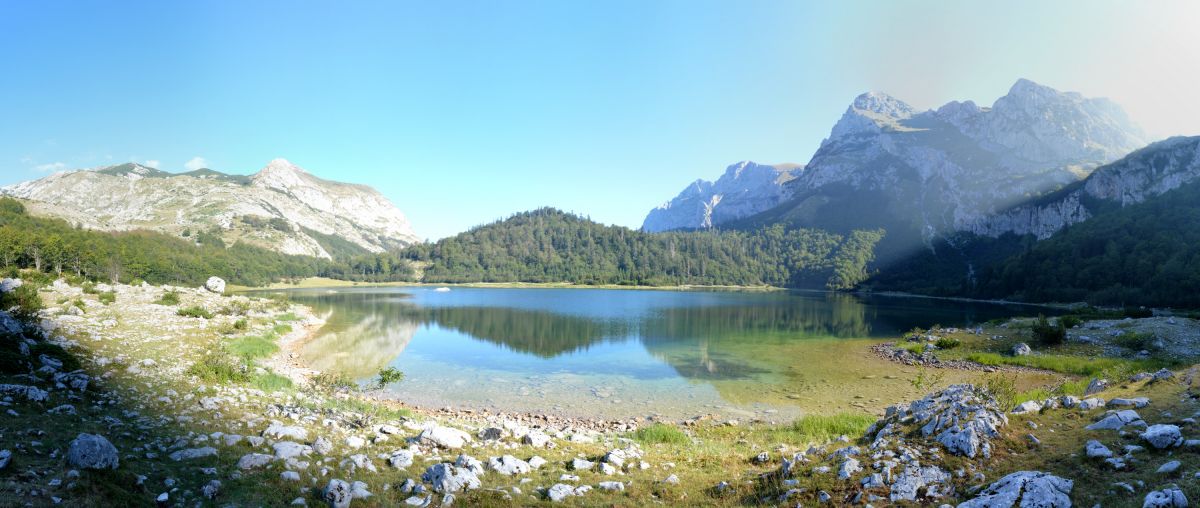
[184,157,208,171]
[143,160,161,169]
[33,162,67,172]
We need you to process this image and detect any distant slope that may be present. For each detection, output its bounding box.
[1,159,419,259]
[642,161,802,232]
[871,136,1200,307]
[401,208,884,289]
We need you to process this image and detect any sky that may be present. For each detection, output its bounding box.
[1,1,1198,240]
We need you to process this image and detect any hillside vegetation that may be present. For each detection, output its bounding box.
[401,208,885,289]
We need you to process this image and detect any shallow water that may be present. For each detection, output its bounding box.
[273,287,1056,420]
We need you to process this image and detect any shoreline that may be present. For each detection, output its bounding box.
[230,276,786,293]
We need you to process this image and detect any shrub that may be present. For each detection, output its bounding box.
[97,291,116,305]
[250,372,293,392]
[31,342,82,372]
[631,423,690,445]
[1031,314,1065,345]
[187,353,248,383]
[0,283,43,321]
[981,375,1017,410]
[375,367,405,388]
[1113,332,1157,351]
[219,300,250,316]
[176,306,213,319]
[909,366,946,391]
[81,281,97,294]
[934,337,961,349]
[312,372,358,392]
[1059,315,1082,329]
[1123,307,1153,319]
[272,323,293,335]
[233,318,248,331]
[155,292,181,306]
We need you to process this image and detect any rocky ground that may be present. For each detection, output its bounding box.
[0,277,1197,506]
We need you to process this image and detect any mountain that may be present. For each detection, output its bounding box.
[735,79,1148,259]
[641,161,802,232]
[871,136,1200,306]
[1,159,419,259]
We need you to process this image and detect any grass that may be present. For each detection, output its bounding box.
[186,352,248,383]
[632,423,692,445]
[227,334,279,361]
[97,291,116,305]
[317,396,412,421]
[783,413,875,443]
[176,305,213,319]
[965,351,1162,377]
[1112,331,1157,351]
[272,323,292,335]
[935,337,961,349]
[250,372,293,392]
[155,291,181,306]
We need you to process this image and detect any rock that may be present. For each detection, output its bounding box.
[664,474,680,484]
[528,456,547,469]
[169,447,217,461]
[1158,460,1182,474]
[1144,487,1189,508]
[1058,395,1080,408]
[263,422,308,441]
[838,458,861,480]
[201,480,221,499]
[1152,368,1175,382]
[312,436,333,455]
[1086,410,1147,430]
[453,454,483,476]
[1012,400,1042,414]
[523,431,552,448]
[0,384,49,402]
[323,479,352,508]
[1078,398,1105,410]
[345,435,365,449]
[281,471,301,481]
[342,454,377,474]
[1011,343,1032,356]
[273,441,312,460]
[868,384,1007,459]
[598,481,624,491]
[890,465,951,502]
[0,450,11,469]
[388,450,415,469]
[422,463,480,493]
[350,481,372,499]
[1084,378,1108,396]
[1141,424,1184,449]
[237,453,275,470]
[571,458,594,471]
[477,427,504,441]
[957,471,1073,508]
[419,426,472,450]
[547,484,577,502]
[1109,397,1151,408]
[204,277,226,294]
[488,455,531,476]
[67,433,119,470]
[405,496,431,507]
[1085,440,1113,458]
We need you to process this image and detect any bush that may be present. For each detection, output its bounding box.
[31,342,82,372]
[176,306,213,319]
[1123,307,1153,319]
[0,283,43,321]
[1113,332,1157,351]
[312,372,358,392]
[1059,315,1082,329]
[1031,314,1065,345]
[934,337,961,349]
[155,292,181,306]
[186,353,248,383]
[227,335,278,361]
[375,367,405,388]
[81,281,97,294]
[250,372,293,392]
[631,423,690,445]
[97,291,116,305]
[981,375,1018,410]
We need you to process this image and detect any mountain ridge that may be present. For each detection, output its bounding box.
[1,159,420,259]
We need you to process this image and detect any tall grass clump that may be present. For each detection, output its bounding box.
[228,334,278,361]
[632,423,691,445]
[786,413,875,444]
[1031,314,1065,345]
[176,306,212,319]
[155,291,181,306]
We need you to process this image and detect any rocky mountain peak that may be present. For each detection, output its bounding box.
[252,158,314,191]
[851,91,916,119]
[641,161,801,232]
[828,91,918,141]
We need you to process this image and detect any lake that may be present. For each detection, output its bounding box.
[272,287,1057,421]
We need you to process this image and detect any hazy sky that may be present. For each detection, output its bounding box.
[2,1,1198,239]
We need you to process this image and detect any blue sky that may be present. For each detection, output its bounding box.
[2,1,1198,239]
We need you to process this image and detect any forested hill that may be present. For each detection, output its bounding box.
[400,208,885,289]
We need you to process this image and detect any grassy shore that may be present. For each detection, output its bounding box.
[228,276,783,293]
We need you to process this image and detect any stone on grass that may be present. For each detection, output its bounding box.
[312,436,333,455]
[547,484,578,502]
[0,450,11,469]
[263,422,308,441]
[528,456,548,469]
[1086,410,1146,431]
[273,441,311,460]
[1143,487,1188,508]
[1141,424,1184,449]
[204,277,226,294]
[67,433,119,470]
[488,455,531,476]
[1078,398,1105,410]
[323,479,352,508]
[1158,461,1182,474]
[957,471,1073,508]
[1011,343,1032,356]
[201,480,221,499]
[1109,397,1151,408]
[524,431,552,448]
[422,463,480,493]
[419,426,472,450]
[169,447,217,461]
[388,450,415,469]
[237,453,275,470]
[1085,440,1113,458]
[598,481,624,491]
[1012,400,1042,415]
